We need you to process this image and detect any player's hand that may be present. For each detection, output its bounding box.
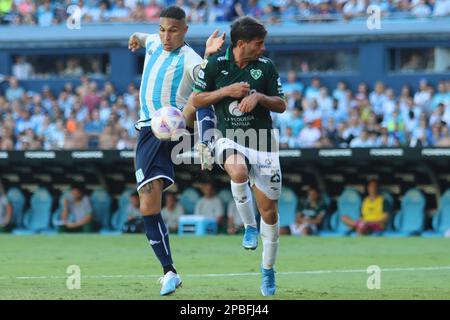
[205,29,225,57]
[238,92,259,113]
[128,35,141,52]
[222,82,250,99]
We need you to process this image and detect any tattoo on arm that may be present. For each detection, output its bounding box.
[139,183,153,195]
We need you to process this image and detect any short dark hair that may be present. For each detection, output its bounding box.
[230,16,267,48]
[160,6,186,20]
[71,183,85,194]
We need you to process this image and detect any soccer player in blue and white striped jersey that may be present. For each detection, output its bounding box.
[128,6,223,296]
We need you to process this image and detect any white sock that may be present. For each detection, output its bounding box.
[230,180,257,228]
[260,216,279,270]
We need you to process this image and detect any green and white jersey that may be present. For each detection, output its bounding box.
[194,47,284,151]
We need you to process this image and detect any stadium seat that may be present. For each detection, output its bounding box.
[90,188,114,234]
[6,187,26,229]
[51,189,71,228]
[217,188,233,209]
[383,188,425,237]
[422,189,450,237]
[380,190,395,231]
[179,187,200,215]
[111,188,134,232]
[178,215,218,236]
[278,187,298,228]
[319,188,361,237]
[13,187,53,235]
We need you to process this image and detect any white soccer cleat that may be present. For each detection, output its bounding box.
[197,142,214,171]
[159,271,182,296]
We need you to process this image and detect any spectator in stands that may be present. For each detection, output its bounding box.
[432,0,450,16]
[411,0,432,17]
[44,118,66,149]
[110,0,131,22]
[414,79,433,115]
[432,81,450,110]
[64,58,84,77]
[303,98,322,127]
[342,0,365,19]
[226,200,244,234]
[99,124,119,149]
[247,0,263,19]
[280,126,300,148]
[304,77,321,102]
[317,87,333,112]
[36,0,54,27]
[83,81,102,113]
[194,181,225,231]
[60,184,93,233]
[333,80,347,103]
[0,126,14,150]
[290,186,326,236]
[122,191,144,233]
[299,120,321,147]
[85,109,104,148]
[116,129,134,149]
[12,56,33,80]
[282,70,304,97]
[130,0,146,21]
[161,192,184,233]
[436,125,450,146]
[341,179,389,236]
[429,103,446,126]
[0,190,13,233]
[369,81,387,117]
[350,129,376,147]
[5,76,24,102]
[64,121,88,149]
[145,0,162,21]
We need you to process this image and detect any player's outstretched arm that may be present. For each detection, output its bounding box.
[128,32,149,52]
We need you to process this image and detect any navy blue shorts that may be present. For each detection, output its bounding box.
[135,127,176,192]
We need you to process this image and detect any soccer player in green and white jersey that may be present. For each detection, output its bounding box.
[192,16,286,296]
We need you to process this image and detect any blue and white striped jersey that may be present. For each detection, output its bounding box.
[136,33,203,129]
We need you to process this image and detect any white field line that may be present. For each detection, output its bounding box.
[3,266,450,281]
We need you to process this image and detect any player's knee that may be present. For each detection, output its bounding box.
[226,165,248,183]
[260,208,278,225]
[140,201,161,216]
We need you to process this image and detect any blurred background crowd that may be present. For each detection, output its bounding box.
[0,0,450,26]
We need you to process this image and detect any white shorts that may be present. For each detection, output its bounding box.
[214,138,282,200]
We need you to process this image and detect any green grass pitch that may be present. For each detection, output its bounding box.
[1,235,449,300]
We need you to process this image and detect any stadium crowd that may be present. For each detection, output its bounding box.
[0,73,449,150]
[0,0,450,26]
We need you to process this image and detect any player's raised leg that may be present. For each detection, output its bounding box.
[224,153,258,250]
[252,186,279,296]
[183,94,215,171]
[138,179,181,296]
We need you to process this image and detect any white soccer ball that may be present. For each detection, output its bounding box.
[150,106,186,141]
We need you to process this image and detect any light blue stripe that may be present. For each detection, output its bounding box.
[152,51,179,110]
[140,45,162,119]
[146,41,153,52]
[170,55,185,109]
